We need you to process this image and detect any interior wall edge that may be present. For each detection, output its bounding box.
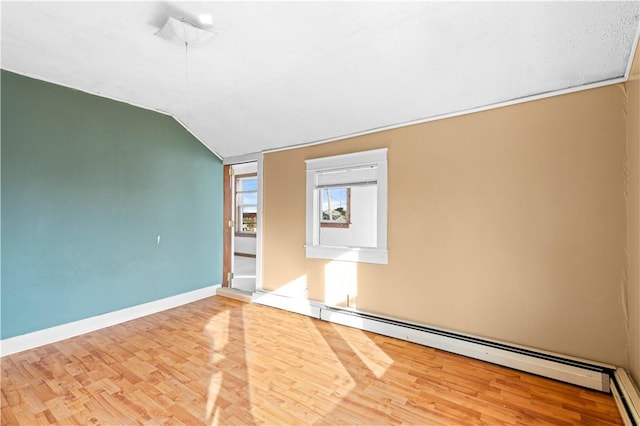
[625,27,640,389]
[0,66,173,118]
[172,115,223,161]
[0,67,220,159]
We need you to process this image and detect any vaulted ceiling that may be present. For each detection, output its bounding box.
[2,2,639,159]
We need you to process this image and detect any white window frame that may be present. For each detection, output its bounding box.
[305,148,388,264]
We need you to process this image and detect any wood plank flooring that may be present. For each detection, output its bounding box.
[1,296,623,425]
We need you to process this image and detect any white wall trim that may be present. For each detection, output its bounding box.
[304,246,388,264]
[216,287,253,303]
[624,21,640,80]
[223,152,261,165]
[252,291,322,318]
[0,284,220,357]
[305,148,388,171]
[251,290,614,392]
[256,155,264,292]
[263,76,628,156]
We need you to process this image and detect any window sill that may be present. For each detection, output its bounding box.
[305,245,388,264]
[320,222,351,229]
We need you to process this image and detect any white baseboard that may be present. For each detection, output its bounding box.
[0,284,220,357]
[612,368,640,426]
[253,291,613,392]
[252,290,322,318]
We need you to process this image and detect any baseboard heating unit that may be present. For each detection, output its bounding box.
[320,306,614,392]
[611,368,640,426]
[252,291,615,393]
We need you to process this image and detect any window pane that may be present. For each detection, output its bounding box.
[238,177,257,192]
[321,188,348,223]
[319,185,377,248]
[239,207,257,233]
[242,192,257,205]
[235,174,258,234]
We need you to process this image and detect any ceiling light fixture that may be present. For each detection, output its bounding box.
[155,17,216,49]
[154,16,216,128]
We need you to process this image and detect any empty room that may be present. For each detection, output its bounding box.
[2,1,640,424]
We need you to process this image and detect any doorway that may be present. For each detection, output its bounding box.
[223,161,258,293]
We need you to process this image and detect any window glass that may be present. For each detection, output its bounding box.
[239,207,257,233]
[320,188,349,225]
[241,192,257,205]
[236,175,257,234]
[240,178,257,192]
[319,185,377,248]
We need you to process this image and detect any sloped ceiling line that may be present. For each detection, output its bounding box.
[2,1,639,159]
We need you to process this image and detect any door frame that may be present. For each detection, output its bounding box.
[222,154,263,292]
[222,164,232,287]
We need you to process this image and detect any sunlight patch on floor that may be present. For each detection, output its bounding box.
[241,307,357,421]
[204,309,231,423]
[334,325,394,379]
[204,309,230,362]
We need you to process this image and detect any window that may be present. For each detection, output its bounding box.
[320,188,350,228]
[236,174,257,235]
[305,148,388,264]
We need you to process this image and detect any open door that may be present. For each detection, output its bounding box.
[223,162,258,292]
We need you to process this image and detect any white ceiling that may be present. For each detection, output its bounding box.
[2,1,639,159]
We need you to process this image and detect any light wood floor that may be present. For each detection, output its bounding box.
[1,296,622,425]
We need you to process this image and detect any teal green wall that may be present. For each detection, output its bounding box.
[1,70,223,339]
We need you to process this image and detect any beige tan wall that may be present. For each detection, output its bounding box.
[627,42,640,383]
[263,84,628,366]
